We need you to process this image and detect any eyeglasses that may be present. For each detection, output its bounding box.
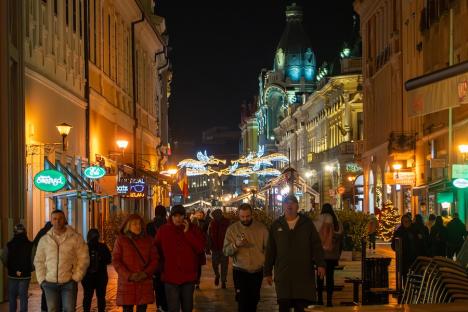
[130,184,145,193]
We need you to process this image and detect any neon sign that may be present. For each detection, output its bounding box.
[34,169,67,192]
[117,178,146,198]
[84,166,106,179]
[453,178,468,189]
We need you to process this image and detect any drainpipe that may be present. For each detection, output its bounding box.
[131,14,145,173]
[131,13,144,213]
[84,0,90,162]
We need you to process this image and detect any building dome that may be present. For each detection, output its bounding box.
[274,3,316,82]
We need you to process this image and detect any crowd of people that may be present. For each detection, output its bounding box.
[390,211,467,280]
[3,198,466,312]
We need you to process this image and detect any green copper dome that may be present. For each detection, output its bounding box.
[275,3,316,82]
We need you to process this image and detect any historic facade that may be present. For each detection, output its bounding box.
[276,61,363,210]
[0,0,26,301]
[256,3,316,153]
[355,0,468,224]
[20,0,170,237]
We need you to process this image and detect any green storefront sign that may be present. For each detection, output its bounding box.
[452,164,468,179]
[84,166,106,179]
[34,169,67,192]
[437,191,454,204]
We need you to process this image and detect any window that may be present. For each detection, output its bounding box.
[107,14,111,75]
[66,0,69,26]
[73,0,76,32]
[79,0,82,37]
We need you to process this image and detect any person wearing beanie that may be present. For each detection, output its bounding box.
[155,205,205,312]
[2,224,34,312]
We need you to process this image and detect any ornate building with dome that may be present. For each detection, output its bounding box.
[255,3,317,153]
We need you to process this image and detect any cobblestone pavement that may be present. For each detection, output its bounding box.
[1,242,395,311]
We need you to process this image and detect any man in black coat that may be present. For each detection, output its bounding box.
[264,195,326,312]
[2,224,34,312]
[446,213,467,258]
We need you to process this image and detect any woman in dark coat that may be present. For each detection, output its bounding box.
[429,216,448,257]
[411,214,429,257]
[82,229,111,312]
[391,215,417,281]
[113,214,159,312]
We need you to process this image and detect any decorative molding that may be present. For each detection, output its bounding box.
[26,67,86,110]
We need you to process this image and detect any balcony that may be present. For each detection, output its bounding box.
[388,132,416,156]
[307,141,364,165]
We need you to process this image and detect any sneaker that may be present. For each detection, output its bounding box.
[215,276,220,286]
[221,282,226,289]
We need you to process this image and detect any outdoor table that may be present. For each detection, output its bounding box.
[304,303,468,312]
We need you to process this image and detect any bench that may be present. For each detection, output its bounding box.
[341,277,362,305]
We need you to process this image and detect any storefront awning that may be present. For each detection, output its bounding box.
[405,60,468,117]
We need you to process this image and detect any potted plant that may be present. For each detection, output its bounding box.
[336,208,370,260]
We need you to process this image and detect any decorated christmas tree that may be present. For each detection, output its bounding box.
[379,200,401,242]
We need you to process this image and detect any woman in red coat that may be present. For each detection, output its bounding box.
[113,214,158,312]
[156,205,205,312]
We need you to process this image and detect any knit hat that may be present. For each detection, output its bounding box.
[170,205,186,216]
[283,194,298,204]
[14,224,26,235]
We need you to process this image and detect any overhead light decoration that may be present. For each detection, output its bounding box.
[176,147,289,179]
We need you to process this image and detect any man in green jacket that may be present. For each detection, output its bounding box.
[264,194,326,312]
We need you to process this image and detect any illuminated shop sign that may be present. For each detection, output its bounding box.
[117,178,146,198]
[453,178,468,189]
[384,172,415,186]
[452,164,468,179]
[34,169,67,192]
[84,166,106,179]
[346,163,362,173]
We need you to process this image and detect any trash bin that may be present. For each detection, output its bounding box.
[362,257,392,305]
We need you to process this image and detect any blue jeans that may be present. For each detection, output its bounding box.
[42,281,77,312]
[164,283,195,312]
[8,278,30,312]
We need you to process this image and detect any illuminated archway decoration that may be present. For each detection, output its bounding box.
[177,147,289,178]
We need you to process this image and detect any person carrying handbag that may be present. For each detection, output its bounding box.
[113,214,159,312]
[313,203,343,307]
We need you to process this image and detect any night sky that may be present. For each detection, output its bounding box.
[157,0,356,156]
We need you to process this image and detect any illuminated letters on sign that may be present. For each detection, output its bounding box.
[84,166,106,179]
[453,178,468,189]
[117,177,146,198]
[34,169,67,192]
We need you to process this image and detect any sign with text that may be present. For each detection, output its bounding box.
[452,164,468,179]
[453,178,468,189]
[117,177,146,198]
[385,172,416,186]
[346,163,362,173]
[430,158,446,169]
[34,169,67,192]
[84,166,106,179]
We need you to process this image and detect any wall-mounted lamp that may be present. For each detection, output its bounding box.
[392,162,403,178]
[56,123,73,151]
[459,144,468,162]
[116,140,129,156]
